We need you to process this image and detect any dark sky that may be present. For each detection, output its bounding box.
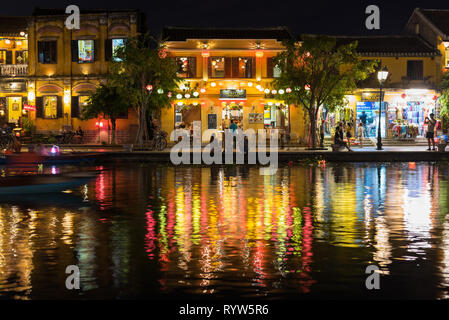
[2,0,449,36]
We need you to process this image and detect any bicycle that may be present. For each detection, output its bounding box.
[151,130,168,151]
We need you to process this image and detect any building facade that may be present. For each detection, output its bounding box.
[1,9,142,144]
[160,27,307,142]
[1,8,449,145]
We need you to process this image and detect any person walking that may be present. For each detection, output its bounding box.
[425,113,437,151]
[358,122,364,148]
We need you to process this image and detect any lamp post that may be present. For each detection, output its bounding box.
[376,67,389,150]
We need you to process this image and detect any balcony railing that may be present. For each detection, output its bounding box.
[0,64,28,76]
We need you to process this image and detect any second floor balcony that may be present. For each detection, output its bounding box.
[0,64,28,77]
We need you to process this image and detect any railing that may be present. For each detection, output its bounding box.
[0,64,28,76]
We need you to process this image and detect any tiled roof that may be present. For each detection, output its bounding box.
[419,9,449,36]
[0,16,30,36]
[334,35,440,56]
[162,26,293,41]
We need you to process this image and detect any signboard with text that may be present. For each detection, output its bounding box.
[219,89,246,100]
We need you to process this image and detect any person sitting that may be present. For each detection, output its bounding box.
[74,126,84,144]
[332,125,352,152]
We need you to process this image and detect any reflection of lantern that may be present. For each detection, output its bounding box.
[146,84,153,91]
[433,95,438,101]
[286,88,292,93]
[401,93,406,99]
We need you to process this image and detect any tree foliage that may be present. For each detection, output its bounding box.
[273,35,377,148]
[109,34,180,145]
[82,83,128,144]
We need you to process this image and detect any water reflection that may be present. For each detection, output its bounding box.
[0,163,449,299]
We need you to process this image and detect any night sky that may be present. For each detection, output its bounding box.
[2,0,449,36]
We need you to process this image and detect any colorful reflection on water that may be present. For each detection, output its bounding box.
[1,163,449,299]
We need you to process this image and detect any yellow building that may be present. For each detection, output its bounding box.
[0,17,29,125]
[1,9,142,144]
[161,27,307,142]
[322,35,441,140]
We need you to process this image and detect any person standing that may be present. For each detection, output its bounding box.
[358,122,364,148]
[360,111,368,137]
[425,113,437,151]
[229,120,238,133]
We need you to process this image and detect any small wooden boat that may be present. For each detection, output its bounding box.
[4,152,101,165]
[0,172,97,195]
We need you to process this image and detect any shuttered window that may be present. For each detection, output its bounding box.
[38,41,57,64]
[407,60,423,80]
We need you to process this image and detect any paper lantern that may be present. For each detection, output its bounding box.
[401,93,406,99]
[433,95,438,101]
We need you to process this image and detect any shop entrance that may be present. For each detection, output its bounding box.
[221,102,243,130]
[7,96,22,124]
[356,101,386,138]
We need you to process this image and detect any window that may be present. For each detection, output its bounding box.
[267,57,281,78]
[445,48,449,68]
[407,60,423,80]
[112,39,125,61]
[72,40,95,63]
[43,96,58,119]
[235,57,254,78]
[38,41,57,64]
[15,50,28,64]
[79,96,90,114]
[176,57,196,78]
[209,57,225,77]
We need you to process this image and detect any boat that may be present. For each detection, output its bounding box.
[3,152,102,165]
[0,171,97,195]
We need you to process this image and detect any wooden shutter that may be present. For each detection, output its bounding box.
[105,39,112,61]
[71,96,79,118]
[267,57,274,78]
[251,57,256,78]
[56,96,63,118]
[71,40,78,62]
[224,57,232,78]
[93,40,97,61]
[37,42,43,63]
[5,51,12,64]
[188,57,196,78]
[208,57,212,77]
[231,57,239,78]
[36,97,43,118]
[50,41,57,64]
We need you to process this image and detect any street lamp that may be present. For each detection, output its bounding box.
[376,66,388,150]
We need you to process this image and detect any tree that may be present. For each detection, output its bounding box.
[109,34,180,146]
[439,71,449,133]
[273,35,377,149]
[82,83,128,144]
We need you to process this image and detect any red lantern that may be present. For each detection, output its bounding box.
[401,93,406,99]
[433,95,438,101]
[146,84,153,91]
[158,48,167,59]
[286,88,292,93]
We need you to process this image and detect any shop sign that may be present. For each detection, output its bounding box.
[362,91,384,101]
[219,89,246,100]
[207,114,217,129]
[357,101,387,111]
[24,104,36,111]
[248,113,264,124]
[0,81,26,93]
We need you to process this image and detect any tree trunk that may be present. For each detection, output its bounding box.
[308,108,318,149]
[111,118,116,145]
